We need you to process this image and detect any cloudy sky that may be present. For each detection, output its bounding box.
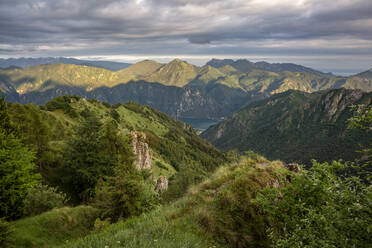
[0,0,371,74]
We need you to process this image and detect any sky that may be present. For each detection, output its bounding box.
[0,0,371,75]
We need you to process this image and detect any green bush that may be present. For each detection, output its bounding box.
[0,132,40,220]
[23,184,68,216]
[0,218,12,248]
[254,161,372,248]
[93,164,159,222]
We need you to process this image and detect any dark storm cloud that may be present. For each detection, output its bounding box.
[0,0,371,74]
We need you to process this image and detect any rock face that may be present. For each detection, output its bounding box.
[131,131,152,170]
[155,176,168,194]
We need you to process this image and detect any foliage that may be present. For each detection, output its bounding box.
[0,94,14,135]
[91,120,160,222]
[23,183,69,216]
[203,88,372,165]
[57,110,116,203]
[0,131,40,220]
[254,161,372,248]
[0,218,12,248]
[348,104,372,130]
[45,95,80,118]
[0,98,40,220]
[94,166,143,222]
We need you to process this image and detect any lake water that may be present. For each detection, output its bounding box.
[178,117,220,132]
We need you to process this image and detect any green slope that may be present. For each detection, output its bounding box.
[142,59,201,87]
[117,60,163,78]
[201,88,372,164]
[7,96,227,197]
[58,154,287,248]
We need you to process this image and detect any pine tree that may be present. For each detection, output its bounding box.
[0,94,39,220]
[59,110,115,203]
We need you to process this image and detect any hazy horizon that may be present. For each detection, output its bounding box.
[1,0,371,76]
[0,55,369,76]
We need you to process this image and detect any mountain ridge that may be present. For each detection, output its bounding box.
[201,88,372,164]
[1,59,371,119]
[0,57,131,71]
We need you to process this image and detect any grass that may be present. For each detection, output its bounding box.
[9,206,100,248]
[60,154,288,248]
[58,207,221,248]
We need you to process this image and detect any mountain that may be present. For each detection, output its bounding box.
[206,58,235,68]
[353,68,372,79]
[117,59,163,78]
[142,59,201,86]
[206,58,327,74]
[201,88,372,164]
[0,57,131,71]
[1,59,372,120]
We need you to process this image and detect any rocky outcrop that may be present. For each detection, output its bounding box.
[155,176,168,194]
[284,163,301,173]
[131,131,152,170]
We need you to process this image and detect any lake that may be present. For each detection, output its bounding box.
[178,117,220,132]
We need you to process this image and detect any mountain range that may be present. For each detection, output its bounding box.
[0,57,131,71]
[0,58,371,119]
[201,88,372,164]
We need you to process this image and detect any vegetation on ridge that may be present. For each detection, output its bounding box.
[202,88,372,164]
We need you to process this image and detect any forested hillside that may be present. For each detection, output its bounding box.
[202,88,372,164]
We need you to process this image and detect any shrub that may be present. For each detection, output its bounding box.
[23,184,68,216]
[0,132,40,220]
[0,218,12,247]
[254,161,372,248]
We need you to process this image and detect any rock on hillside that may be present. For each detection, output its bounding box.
[131,131,152,170]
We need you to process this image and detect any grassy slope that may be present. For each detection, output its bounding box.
[9,206,99,248]
[59,154,287,248]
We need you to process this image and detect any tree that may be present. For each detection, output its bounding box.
[0,95,39,220]
[58,110,115,203]
[94,121,159,222]
[0,94,13,135]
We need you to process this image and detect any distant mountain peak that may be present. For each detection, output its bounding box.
[206,58,325,75]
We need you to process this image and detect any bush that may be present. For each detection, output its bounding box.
[94,160,159,223]
[23,184,68,216]
[0,218,12,247]
[0,132,40,220]
[254,161,372,248]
